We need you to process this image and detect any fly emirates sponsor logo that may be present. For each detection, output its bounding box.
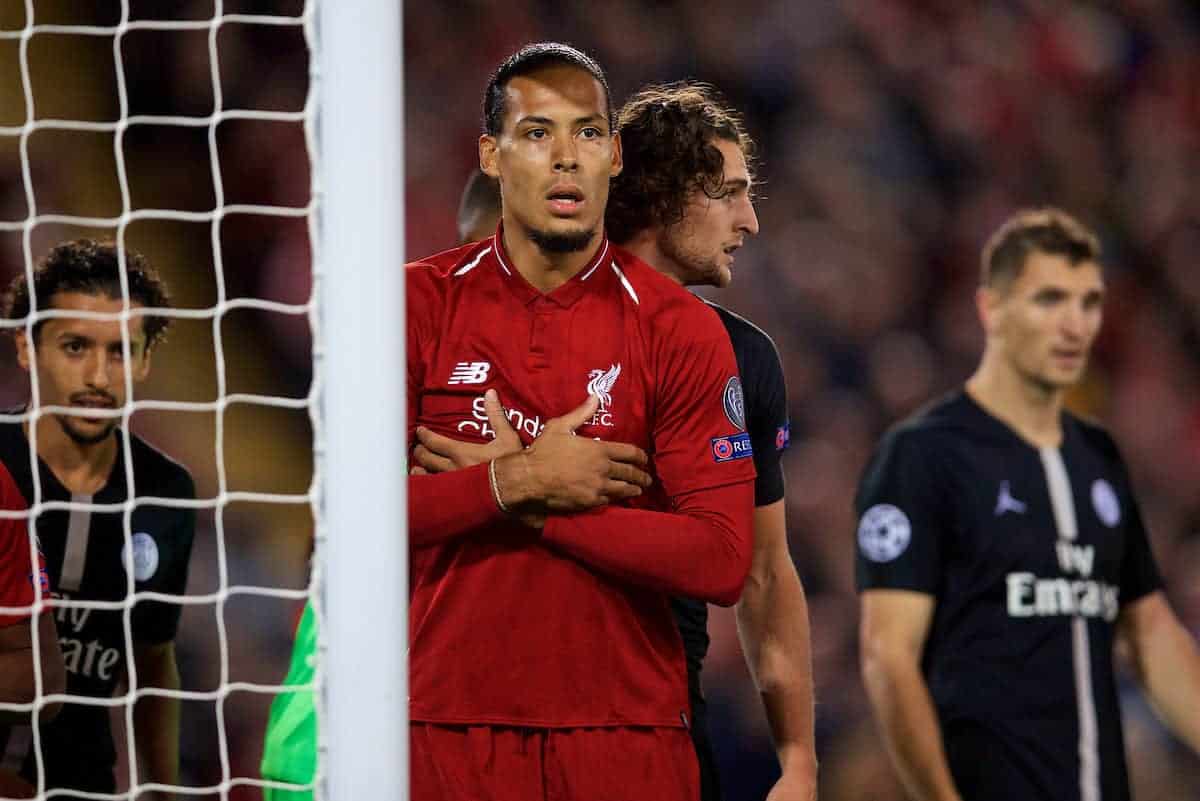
[54,595,122,680]
[1006,541,1119,622]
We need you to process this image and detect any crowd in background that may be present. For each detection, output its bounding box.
[0,0,1198,798]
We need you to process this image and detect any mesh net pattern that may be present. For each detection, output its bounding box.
[0,2,321,797]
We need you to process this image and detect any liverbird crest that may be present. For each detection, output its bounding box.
[586,363,621,412]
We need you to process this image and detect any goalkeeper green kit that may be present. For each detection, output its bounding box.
[261,601,318,800]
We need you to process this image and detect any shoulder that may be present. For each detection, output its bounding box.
[0,419,26,467]
[126,433,195,499]
[703,300,777,350]
[610,247,725,340]
[1066,412,1120,457]
[703,300,783,370]
[875,392,977,460]
[405,241,491,291]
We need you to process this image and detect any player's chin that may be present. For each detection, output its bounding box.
[61,416,117,445]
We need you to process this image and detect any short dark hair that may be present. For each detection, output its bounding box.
[606,82,755,244]
[456,169,502,244]
[982,208,1101,290]
[3,238,172,347]
[482,42,613,136]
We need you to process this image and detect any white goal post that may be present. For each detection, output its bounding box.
[316,1,408,799]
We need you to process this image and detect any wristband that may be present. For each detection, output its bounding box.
[488,458,511,514]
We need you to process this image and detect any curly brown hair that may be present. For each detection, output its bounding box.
[3,238,172,348]
[606,82,755,245]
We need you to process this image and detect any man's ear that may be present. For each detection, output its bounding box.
[13,330,31,372]
[609,130,622,178]
[479,135,500,179]
[977,286,1003,336]
[133,345,152,383]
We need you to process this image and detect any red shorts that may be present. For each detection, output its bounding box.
[410,723,699,801]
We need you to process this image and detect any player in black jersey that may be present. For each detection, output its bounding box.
[0,240,195,799]
[856,209,1200,801]
[605,82,818,801]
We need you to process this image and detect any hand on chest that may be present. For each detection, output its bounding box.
[422,327,649,448]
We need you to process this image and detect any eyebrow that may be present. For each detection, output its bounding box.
[514,113,606,128]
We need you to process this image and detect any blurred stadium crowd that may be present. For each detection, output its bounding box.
[1,0,1198,798]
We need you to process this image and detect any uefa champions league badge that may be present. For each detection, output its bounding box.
[126,532,161,581]
[858,504,912,562]
[711,432,753,463]
[775,422,791,452]
[1091,479,1121,527]
[723,376,746,431]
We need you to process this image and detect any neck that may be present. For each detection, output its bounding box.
[620,228,685,286]
[500,218,603,293]
[23,416,118,495]
[966,349,1064,449]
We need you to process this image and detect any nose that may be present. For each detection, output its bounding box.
[1060,301,1090,341]
[738,196,760,237]
[552,135,578,172]
[86,351,112,389]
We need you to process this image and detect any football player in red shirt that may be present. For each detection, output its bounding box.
[406,43,756,799]
[0,459,64,795]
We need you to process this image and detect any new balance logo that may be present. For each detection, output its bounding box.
[994,481,1027,516]
[448,361,491,385]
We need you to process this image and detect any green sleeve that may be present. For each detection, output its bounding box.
[261,601,318,800]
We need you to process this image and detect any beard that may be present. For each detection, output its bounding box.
[527,225,595,254]
[57,416,117,445]
[659,229,727,288]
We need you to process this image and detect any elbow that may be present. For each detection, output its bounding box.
[704,547,753,607]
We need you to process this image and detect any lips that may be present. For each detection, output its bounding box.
[71,396,116,409]
[68,396,118,419]
[546,185,584,216]
[1051,349,1084,363]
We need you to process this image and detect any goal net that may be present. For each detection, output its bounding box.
[0,1,405,798]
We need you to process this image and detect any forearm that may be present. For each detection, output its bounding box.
[736,564,817,779]
[862,653,961,801]
[134,651,181,796]
[541,482,754,606]
[0,614,63,721]
[408,466,503,548]
[1137,613,1200,754]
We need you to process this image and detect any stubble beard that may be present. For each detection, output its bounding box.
[56,414,117,446]
[527,225,596,255]
[659,228,723,288]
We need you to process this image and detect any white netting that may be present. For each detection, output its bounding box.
[0,2,321,798]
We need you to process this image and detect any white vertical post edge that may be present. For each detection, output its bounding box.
[316,1,407,799]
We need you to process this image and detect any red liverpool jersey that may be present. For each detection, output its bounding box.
[0,460,42,627]
[406,233,756,728]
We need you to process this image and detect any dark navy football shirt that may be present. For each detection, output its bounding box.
[0,420,195,793]
[856,391,1162,801]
